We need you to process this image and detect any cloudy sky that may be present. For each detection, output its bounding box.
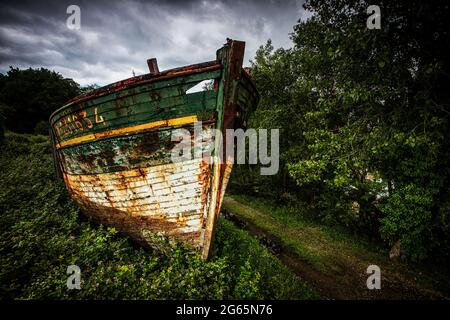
[0,0,309,86]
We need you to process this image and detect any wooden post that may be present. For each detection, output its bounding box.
[201,39,245,260]
[147,58,159,75]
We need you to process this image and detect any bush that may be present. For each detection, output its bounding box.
[379,183,450,261]
[34,121,49,136]
[0,112,4,143]
[0,132,315,300]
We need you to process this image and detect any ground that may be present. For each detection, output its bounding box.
[222,195,450,300]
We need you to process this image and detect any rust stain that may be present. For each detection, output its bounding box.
[50,39,256,260]
[58,61,221,107]
[63,158,211,247]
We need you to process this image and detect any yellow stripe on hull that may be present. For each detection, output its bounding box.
[56,115,198,149]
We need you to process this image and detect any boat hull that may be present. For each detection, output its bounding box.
[63,157,211,247]
[49,39,258,258]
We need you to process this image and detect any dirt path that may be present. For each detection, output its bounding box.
[222,197,448,300]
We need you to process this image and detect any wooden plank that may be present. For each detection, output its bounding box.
[58,123,214,174]
[51,39,259,258]
[63,157,211,247]
[202,39,245,260]
[56,115,198,148]
[53,91,217,145]
[50,69,221,126]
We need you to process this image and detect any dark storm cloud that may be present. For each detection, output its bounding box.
[0,0,308,85]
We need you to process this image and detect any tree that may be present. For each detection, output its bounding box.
[0,107,4,143]
[248,0,450,261]
[0,67,80,133]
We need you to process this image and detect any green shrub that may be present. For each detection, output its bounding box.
[379,183,450,261]
[34,121,49,136]
[0,132,315,300]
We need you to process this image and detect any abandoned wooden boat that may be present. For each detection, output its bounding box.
[49,39,258,259]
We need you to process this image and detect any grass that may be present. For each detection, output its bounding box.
[0,132,316,300]
[224,194,379,274]
[223,194,450,296]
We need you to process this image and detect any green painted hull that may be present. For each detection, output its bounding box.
[49,39,258,259]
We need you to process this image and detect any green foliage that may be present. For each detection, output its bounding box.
[232,260,262,299]
[224,194,450,295]
[213,219,315,300]
[0,109,4,143]
[0,132,314,299]
[0,67,80,133]
[34,121,49,136]
[234,0,450,261]
[379,184,441,261]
